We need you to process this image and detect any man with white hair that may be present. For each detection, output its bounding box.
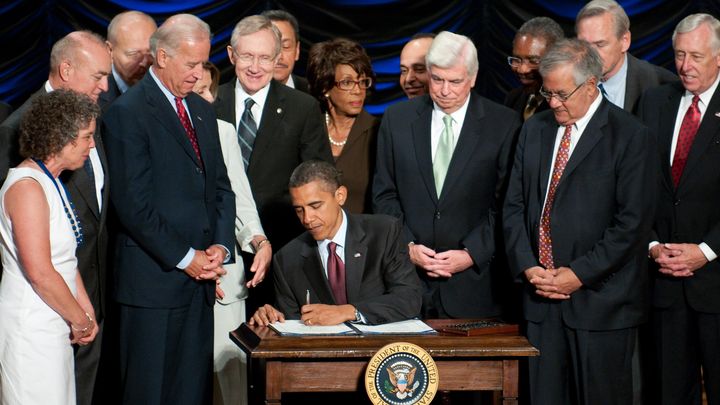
[103,14,235,404]
[576,0,675,113]
[638,13,720,405]
[374,31,520,320]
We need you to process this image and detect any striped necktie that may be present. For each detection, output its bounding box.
[237,97,257,168]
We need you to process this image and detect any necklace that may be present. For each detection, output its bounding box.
[326,112,347,147]
[33,159,84,246]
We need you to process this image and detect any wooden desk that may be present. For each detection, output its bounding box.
[231,320,538,405]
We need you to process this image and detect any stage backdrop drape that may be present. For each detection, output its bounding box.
[0,1,713,115]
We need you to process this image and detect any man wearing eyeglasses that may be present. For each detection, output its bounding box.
[576,0,675,114]
[374,31,521,321]
[503,38,656,405]
[215,15,331,254]
[504,17,564,121]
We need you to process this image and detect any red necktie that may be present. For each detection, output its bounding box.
[174,97,203,167]
[327,242,347,305]
[671,95,701,187]
[538,125,572,269]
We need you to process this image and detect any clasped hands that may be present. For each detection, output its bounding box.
[524,266,582,300]
[409,243,473,278]
[249,303,356,327]
[650,243,708,278]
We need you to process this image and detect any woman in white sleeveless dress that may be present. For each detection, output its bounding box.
[0,90,100,404]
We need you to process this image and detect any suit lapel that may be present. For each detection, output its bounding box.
[658,84,683,188]
[300,234,336,305]
[143,77,202,168]
[411,99,439,203]
[679,85,720,187]
[343,214,367,304]
[65,161,100,219]
[559,100,609,183]
[186,94,211,171]
[539,119,556,203]
[623,54,640,112]
[215,82,237,126]
[249,81,284,175]
[439,95,483,199]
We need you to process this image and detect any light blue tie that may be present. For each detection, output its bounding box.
[433,115,454,194]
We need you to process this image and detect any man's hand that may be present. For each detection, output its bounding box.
[653,243,708,277]
[184,250,226,281]
[424,249,473,278]
[248,304,285,326]
[215,279,225,300]
[246,237,272,288]
[300,304,355,326]
[526,266,581,300]
[408,243,443,270]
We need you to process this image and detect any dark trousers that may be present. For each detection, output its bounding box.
[527,304,636,405]
[652,303,720,405]
[119,287,213,405]
[74,319,103,405]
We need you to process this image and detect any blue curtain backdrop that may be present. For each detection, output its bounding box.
[0,1,716,115]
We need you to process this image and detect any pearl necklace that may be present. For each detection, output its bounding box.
[326,113,348,147]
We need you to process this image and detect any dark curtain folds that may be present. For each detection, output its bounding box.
[0,1,716,114]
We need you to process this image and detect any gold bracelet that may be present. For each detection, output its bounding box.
[71,312,94,334]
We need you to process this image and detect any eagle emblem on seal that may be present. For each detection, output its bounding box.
[385,361,421,399]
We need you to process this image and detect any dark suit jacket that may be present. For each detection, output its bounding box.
[624,53,677,114]
[503,99,657,330]
[214,79,332,248]
[98,74,122,112]
[103,73,235,308]
[335,109,379,214]
[0,88,45,183]
[504,87,549,121]
[373,94,521,318]
[0,101,13,123]
[291,74,310,94]
[272,213,422,324]
[638,81,720,313]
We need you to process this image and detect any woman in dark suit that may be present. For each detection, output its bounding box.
[306,38,379,213]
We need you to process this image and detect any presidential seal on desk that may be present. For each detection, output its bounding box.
[365,342,438,405]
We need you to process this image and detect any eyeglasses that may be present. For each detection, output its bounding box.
[507,56,541,68]
[335,78,373,91]
[539,81,586,102]
[234,52,275,66]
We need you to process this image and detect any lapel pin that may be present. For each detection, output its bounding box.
[196,116,203,121]
[715,112,720,118]
[277,107,282,114]
[354,253,361,258]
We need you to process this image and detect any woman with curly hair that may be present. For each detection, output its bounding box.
[0,89,100,404]
[307,38,379,213]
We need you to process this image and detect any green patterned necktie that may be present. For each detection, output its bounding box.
[433,114,454,194]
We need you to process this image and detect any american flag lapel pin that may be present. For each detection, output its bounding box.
[354,252,361,258]
[277,107,282,114]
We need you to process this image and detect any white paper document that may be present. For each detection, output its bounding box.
[268,320,357,336]
[351,319,436,335]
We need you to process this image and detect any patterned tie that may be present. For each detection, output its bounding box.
[237,97,258,169]
[174,97,203,168]
[671,95,701,187]
[433,114,454,195]
[538,125,572,269]
[523,94,540,121]
[327,242,347,305]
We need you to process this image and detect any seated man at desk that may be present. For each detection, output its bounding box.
[250,160,422,326]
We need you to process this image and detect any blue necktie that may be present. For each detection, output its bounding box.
[237,97,257,168]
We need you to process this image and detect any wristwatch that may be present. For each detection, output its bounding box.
[354,308,361,322]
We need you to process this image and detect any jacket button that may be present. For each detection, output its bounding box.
[673,199,680,206]
[435,211,441,219]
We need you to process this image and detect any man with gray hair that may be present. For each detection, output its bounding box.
[103,14,235,404]
[504,38,656,405]
[504,16,564,121]
[576,0,675,113]
[0,30,111,405]
[638,13,720,405]
[374,31,520,321]
[99,10,157,109]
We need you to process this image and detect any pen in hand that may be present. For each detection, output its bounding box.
[306,289,310,306]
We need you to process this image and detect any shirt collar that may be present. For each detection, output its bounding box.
[603,52,628,88]
[432,92,471,125]
[234,78,271,110]
[570,92,603,133]
[685,70,720,107]
[112,64,130,94]
[316,210,348,252]
[149,66,182,108]
[285,75,296,89]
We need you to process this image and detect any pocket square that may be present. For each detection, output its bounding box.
[715,112,720,118]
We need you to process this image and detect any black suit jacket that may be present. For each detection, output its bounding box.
[272,213,422,324]
[623,53,677,114]
[503,99,657,330]
[373,94,521,318]
[98,74,122,112]
[638,81,720,313]
[504,87,549,121]
[103,73,235,308]
[214,79,332,248]
[291,74,310,94]
[0,88,45,183]
[0,101,13,123]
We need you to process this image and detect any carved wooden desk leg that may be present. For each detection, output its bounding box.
[502,360,519,405]
[266,361,282,405]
